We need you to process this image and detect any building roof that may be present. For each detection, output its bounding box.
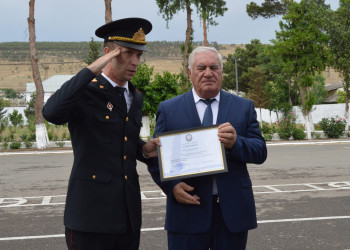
[26,75,74,93]
[325,82,343,91]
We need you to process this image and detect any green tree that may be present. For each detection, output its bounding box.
[24,93,36,123]
[8,110,24,127]
[325,0,350,131]
[246,0,288,19]
[1,88,19,99]
[156,0,194,79]
[246,66,270,128]
[143,71,180,117]
[310,74,327,104]
[193,0,228,46]
[272,0,331,139]
[223,39,271,93]
[84,37,101,65]
[133,64,180,116]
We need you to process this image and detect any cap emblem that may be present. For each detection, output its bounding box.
[109,28,147,45]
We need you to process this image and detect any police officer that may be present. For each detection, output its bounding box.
[42,18,160,250]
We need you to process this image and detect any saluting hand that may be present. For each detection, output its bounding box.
[218,122,237,150]
[87,47,121,75]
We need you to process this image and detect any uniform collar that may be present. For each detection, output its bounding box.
[101,72,130,94]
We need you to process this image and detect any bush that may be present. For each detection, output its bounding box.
[312,132,321,139]
[276,112,296,140]
[318,116,346,138]
[263,133,273,141]
[24,141,33,148]
[10,141,21,149]
[1,142,8,149]
[292,128,306,140]
[55,141,65,147]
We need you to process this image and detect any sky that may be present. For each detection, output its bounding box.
[0,0,340,45]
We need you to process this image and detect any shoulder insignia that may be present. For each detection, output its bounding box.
[91,78,98,83]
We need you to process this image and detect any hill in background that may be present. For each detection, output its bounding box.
[0,41,341,94]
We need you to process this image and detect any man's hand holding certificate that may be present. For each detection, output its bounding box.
[157,125,228,182]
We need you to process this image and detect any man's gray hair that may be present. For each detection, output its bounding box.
[188,46,223,72]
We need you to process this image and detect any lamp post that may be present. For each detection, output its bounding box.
[234,58,239,96]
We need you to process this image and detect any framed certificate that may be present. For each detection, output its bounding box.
[157,125,228,182]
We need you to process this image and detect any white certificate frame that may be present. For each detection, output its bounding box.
[157,125,228,182]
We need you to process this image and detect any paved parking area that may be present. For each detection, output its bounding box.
[0,141,349,249]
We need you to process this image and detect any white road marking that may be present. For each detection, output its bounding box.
[1,181,349,208]
[0,216,349,241]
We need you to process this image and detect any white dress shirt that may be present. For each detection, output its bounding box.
[192,88,220,124]
[102,73,133,112]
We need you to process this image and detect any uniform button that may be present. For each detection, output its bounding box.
[105,115,110,120]
[124,155,127,160]
[124,137,128,141]
[92,175,96,180]
[125,117,129,122]
[125,175,128,180]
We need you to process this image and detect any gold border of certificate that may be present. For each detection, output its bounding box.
[157,125,228,182]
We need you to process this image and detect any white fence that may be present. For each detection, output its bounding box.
[256,103,348,124]
[2,103,348,128]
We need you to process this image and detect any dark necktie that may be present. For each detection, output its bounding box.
[114,87,127,113]
[200,98,218,195]
[201,99,215,126]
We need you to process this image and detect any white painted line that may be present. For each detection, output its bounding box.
[257,216,350,224]
[0,216,349,241]
[0,150,72,156]
[267,140,350,146]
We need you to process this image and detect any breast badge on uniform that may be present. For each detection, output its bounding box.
[107,102,113,111]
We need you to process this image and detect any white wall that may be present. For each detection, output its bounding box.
[256,103,347,124]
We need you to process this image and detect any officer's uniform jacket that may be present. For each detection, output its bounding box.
[42,67,148,233]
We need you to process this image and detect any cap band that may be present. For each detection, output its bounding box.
[108,28,147,45]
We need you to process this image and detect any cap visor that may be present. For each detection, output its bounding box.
[115,41,147,52]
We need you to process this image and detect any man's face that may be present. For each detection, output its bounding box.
[188,51,222,99]
[109,44,143,83]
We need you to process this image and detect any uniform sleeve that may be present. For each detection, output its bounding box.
[42,68,96,125]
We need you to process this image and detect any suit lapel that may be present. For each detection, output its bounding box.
[183,90,202,127]
[217,90,232,124]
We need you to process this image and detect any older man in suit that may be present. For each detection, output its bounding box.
[147,46,267,250]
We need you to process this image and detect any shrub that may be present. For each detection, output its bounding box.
[311,132,321,139]
[24,141,33,148]
[55,141,65,147]
[276,112,296,140]
[2,142,8,149]
[292,128,306,140]
[263,133,273,141]
[10,141,21,149]
[318,116,346,138]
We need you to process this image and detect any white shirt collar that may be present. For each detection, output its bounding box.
[192,88,220,103]
[101,72,130,94]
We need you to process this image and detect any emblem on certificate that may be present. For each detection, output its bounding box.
[107,102,113,111]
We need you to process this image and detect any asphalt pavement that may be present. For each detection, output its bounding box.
[0,140,349,250]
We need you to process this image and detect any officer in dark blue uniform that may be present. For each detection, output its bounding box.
[42,17,160,250]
